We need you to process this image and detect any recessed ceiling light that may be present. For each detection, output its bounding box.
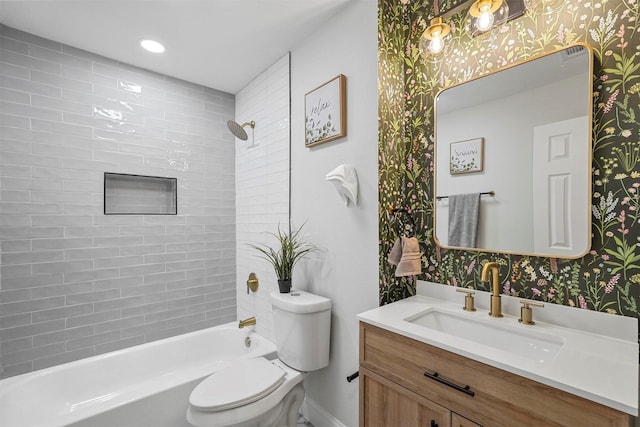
[140,39,165,53]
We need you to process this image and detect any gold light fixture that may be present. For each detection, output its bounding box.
[465,0,510,37]
[421,17,452,56]
[421,0,532,62]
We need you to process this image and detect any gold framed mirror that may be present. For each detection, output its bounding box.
[434,43,593,258]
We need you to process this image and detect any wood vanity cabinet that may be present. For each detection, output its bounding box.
[359,322,634,427]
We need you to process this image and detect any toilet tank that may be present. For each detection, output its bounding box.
[270,290,331,372]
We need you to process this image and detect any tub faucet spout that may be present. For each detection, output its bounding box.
[238,316,256,328]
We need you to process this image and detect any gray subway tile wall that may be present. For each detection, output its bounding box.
[0,25,238,378]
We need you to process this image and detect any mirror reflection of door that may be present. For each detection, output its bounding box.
[532,117,589,255]
[434,44,592,258]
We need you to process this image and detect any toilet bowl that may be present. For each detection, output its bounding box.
[186,290,331,427]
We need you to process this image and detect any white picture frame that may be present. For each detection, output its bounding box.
[450,138,484,175]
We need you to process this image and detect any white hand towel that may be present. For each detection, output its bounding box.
[325,164,358,206]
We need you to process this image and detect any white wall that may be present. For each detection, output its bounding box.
[235,54,290,341]
[290,1,378,426]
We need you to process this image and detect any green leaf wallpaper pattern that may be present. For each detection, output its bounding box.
[378,0,640,326]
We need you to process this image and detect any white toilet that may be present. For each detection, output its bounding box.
[186,290,331,427]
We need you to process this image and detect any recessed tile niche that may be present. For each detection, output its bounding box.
[104,173,177,215]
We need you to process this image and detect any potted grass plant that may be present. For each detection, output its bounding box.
[249,223,317,293]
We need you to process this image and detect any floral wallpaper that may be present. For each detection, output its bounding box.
[378,0,640,327]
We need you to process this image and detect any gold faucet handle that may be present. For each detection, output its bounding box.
[518,300,544,325]
[456,288,477,312]
[246,272,259,294]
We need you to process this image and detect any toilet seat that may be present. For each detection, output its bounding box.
[187,359,304,427]
[189,357,285,412]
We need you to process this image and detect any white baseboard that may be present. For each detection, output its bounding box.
[300,397,347,427]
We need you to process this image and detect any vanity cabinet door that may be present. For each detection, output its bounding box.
[451,413,482,427]
[360,367,451,427]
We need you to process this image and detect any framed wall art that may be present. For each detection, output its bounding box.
[450,138,484,175]
[305,74,346,147]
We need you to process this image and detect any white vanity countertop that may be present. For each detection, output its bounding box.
[357,281,639,416]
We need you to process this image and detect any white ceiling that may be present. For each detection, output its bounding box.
[0,0,352,94]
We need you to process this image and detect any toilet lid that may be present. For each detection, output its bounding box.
[189,357,286,412]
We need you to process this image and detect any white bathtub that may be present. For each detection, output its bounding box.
[0,323,277,427]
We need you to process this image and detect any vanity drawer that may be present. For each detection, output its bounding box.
[360,322,633,427]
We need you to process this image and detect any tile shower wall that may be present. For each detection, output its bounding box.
[235,54,290,342]
[0,25,237,378]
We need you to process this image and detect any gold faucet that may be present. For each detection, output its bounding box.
[481,262,503,318]
[238,316,256,328]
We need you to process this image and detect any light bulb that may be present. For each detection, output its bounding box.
[466,0,508,38]
[428,31,445,54]
[420,18,451,60]
[475,5,495,31]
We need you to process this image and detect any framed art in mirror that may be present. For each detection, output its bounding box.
[450,138,484,175]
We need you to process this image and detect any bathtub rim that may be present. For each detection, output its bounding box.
[1,321,275,385]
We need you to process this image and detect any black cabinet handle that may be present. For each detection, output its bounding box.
[423,371,475,397]
[430,420,439,427]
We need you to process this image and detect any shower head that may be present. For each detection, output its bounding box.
[227,120,255,141]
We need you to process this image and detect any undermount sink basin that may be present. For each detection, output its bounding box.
[405,309,564,363]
